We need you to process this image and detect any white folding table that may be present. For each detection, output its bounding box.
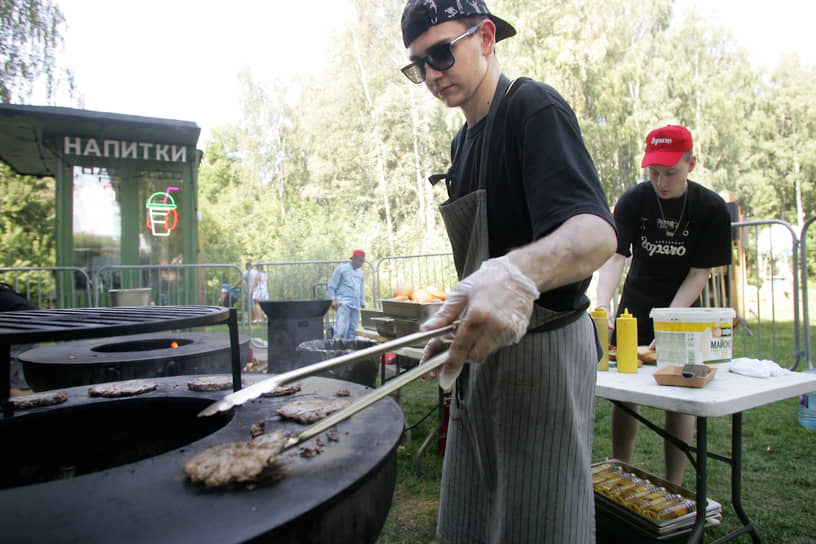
[596,363,816,542]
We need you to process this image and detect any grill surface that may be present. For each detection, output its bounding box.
[0,305,232,343]
[1,306,241,417]
[19,332,250,391]
[0,374,403,543]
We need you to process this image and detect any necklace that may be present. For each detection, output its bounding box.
[655,189,688,238]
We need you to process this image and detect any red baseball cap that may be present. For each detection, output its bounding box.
[352,250,365,257]
[641,125,693,167]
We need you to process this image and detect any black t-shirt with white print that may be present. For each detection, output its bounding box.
[613,180,732,344]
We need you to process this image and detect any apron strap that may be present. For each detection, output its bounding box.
[477,74,513,190]
[428,74,519,190]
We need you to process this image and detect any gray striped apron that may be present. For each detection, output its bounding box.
[436,76,597,544]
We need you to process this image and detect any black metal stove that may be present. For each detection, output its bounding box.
[18,332,250,391]
[0,374,403,543]
[258,300,331,374]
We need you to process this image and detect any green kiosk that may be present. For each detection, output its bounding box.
[0,104,202,304]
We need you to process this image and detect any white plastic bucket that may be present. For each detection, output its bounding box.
[649,307,736,366]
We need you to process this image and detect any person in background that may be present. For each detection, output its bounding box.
[237,261,252,310]
[0,283,39,396]
[596,124,732,485]
[400,1,616,541]
[245,262,259,322]
[328,250,366,339]
[251,264,269,323]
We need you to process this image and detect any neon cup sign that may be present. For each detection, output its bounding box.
[145,187,179,237]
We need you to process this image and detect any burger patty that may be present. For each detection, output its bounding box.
[276,397,350,424]
[187,375,234,392]
[183,431,288,488]
[88,379,158,398]
[12,390,69,409]
[260,382,302,397]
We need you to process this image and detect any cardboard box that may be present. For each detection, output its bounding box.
[653,365,716,388]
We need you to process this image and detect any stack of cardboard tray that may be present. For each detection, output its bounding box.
[593,460,722,543]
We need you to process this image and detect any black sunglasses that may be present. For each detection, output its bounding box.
[401,23,482,84]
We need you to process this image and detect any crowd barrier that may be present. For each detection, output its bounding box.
[375,253,458,304]
[2,220,815,370]
[729,220,803,369]
[0,267,91,309]
[798,217,816,370]
[253,259,377,338]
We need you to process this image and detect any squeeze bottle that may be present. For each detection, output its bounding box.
[591,307,609,371]
[616,308,638,373]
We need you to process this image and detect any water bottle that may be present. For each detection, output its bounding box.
[799,369,816,431]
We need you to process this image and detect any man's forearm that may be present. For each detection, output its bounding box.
[596,253,626,310]
[670,267,712,308]
[507,214,617,294]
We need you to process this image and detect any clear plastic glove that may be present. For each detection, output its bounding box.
[420,256,539,390]
[420,333,453,382]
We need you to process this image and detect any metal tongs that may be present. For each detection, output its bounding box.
[278,348,450,451]
[197,323,456,418]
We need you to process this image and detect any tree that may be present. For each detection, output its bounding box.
[0,163,55,266]
[0,0,76,268]
[159,0,816,266]
[0,0,74,104]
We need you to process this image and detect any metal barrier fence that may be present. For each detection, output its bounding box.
[257,260,377,303]
[798,217,816,370]
[93,264,248,335]
[257,260,378,337]
[0,267,92,309]
[375,253,457,307]
[729,220,802,369]
[2,233,815,372]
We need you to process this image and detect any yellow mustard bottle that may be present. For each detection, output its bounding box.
[591,307,609,371]
[616,308,638,373]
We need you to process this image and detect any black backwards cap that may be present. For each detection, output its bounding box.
[401,0,517,47]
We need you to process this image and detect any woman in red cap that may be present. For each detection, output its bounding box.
[328,250,366,339]
[597,124,732,484]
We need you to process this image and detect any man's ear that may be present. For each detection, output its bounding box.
[479,19,496,55]
[687,155,697,173]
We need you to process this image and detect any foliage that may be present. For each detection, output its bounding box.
[0,163,55,266]
[4,0,816,274]
[0,0,74,104]
[195,0,816,268]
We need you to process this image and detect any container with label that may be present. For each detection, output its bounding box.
[649,307,736,366]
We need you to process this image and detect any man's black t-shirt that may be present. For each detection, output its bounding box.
[613,180,732,343]
[446,78,614,312]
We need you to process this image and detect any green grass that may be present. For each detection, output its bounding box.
[376,325,816,543]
